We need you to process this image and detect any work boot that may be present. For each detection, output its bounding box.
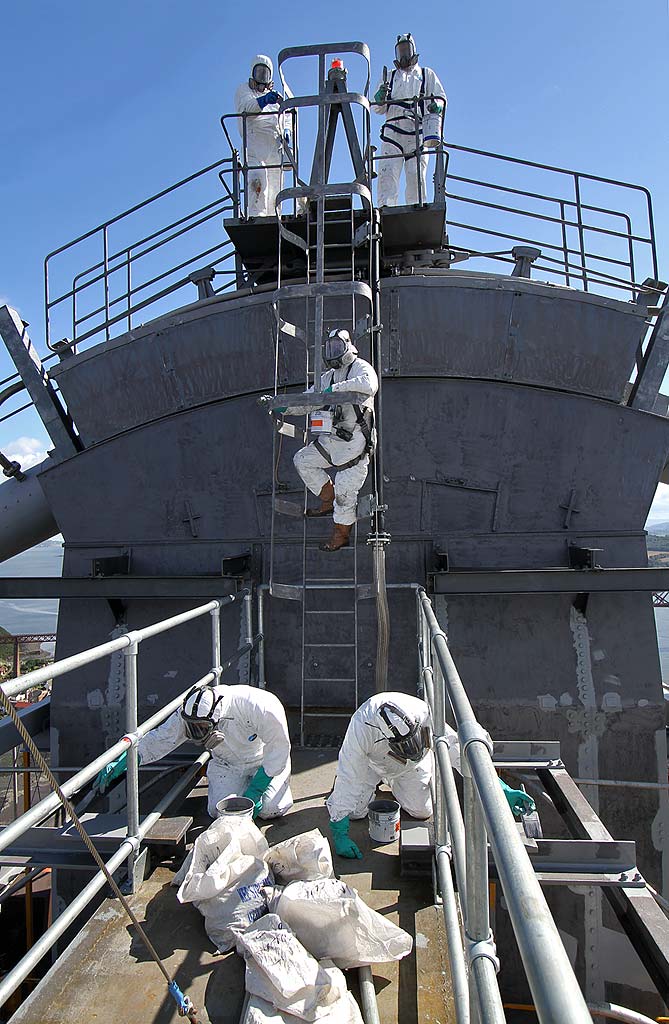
[320,522,352,552]
[306,480,335,517]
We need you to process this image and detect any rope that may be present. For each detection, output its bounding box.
[0,687,198,1022]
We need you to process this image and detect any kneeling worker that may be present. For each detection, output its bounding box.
[96,684,293,820]
[326,691,536,858]
[326,692,434,858]
[290,329,378,552]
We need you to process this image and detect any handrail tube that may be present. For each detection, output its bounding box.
[73,238,234,328]
[467,740,591,1022]
[418,591,591,1022]
[1,597,237,700]
[436,846,470,1023]
[0,634,260,854]
[0,751,210,1011]
[472,958,506,1023]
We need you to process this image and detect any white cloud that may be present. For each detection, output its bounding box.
[3,436,50,471]
[646,483,669,525]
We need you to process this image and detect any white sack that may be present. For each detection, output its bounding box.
[173,815,271,952]
[265,829,334,883]
[246,992,363,1023]
[237,915,347,1021]
[269,878,413,969]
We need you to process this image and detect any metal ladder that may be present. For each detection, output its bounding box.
[265,43,384,742]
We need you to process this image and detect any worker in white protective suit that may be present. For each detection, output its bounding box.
[234,55,289,217]
[326,693,434,858]
[288,329,378,552]
[95,684,293,820]
[372,34,447,207]
[326,692,536,858]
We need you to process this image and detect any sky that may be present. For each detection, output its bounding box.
[1,0,669,516]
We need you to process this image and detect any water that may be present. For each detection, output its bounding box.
[0,542,63,635]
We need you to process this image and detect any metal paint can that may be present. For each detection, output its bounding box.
[310,409,333,435]
[368,798,401,843]
[216,795,255,819]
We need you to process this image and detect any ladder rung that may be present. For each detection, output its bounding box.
[304,643,356,648]
[303,677,356,683]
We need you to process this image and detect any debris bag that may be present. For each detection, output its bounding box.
[269,878,413,969]
[173,815,271,952]
[246,992,363,1023]
[237,915,348,1021]
[173,815,269,897]
[266,829,334,883]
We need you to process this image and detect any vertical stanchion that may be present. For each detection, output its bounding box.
[463,774,504,1024]
[22,747,34,958]
[257,588,266,689]
[210,603,221,681]
[243,591,253,684]
[124,641,142,891]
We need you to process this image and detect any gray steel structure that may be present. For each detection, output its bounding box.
[1,38,668,1014]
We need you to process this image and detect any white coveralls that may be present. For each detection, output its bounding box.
[292,356,379,526]
[372,65,446,207]
[326,693,435,822]
[234,75,286,218]
[138,684,293,818]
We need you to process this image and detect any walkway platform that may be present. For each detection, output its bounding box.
[9,749,454,1024]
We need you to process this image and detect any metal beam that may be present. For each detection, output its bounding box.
[0,577,239,598]
[539,767,669,1005]
[430,567,669,595]
[0,697,50,757]
[0,305,80,457]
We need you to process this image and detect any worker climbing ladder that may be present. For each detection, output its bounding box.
[263,43,389,741]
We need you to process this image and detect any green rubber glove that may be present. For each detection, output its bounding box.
[427,99,443,114]
[95,751,128,794]
[275,407,287,414]
[499,779,536,817]
[329,817,362,859]
[323,384,333,394]
[374,84,389,104]
[243,766,273,820]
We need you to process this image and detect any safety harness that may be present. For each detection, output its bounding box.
[313,362,376,471]
[380,67,427,158]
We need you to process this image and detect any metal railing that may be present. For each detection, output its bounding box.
[415,586,592,1023]
[43,157,241,352]
[0,591,260,1011]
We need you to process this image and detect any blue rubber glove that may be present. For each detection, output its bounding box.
[243,766,273,820]
[95,751,128,794]
[499,779,536,817]
[329,817,363,859]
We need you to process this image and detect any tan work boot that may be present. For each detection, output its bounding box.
[306,480,335,517]
[320,522,352,552]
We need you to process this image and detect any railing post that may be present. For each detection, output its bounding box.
[257,585,264,688]
[123,640,145,892]
[463,772,504,1022]
[242,590,254,684]
[210,602,221,681]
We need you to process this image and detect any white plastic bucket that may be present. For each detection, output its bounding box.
[423,110,442,150]
[310,409,333,435]
[368,798,401,843]
[216,795,255,819]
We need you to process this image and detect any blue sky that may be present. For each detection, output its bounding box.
[1,0,668,515]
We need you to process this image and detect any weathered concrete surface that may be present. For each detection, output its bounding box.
[9,749,452,1024]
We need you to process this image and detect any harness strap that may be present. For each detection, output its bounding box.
[314,439,368,471]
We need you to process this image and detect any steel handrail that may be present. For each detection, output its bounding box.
[417,587,592,1023]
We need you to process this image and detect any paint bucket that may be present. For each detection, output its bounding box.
[368,798,401,843]
[216,795,255,819]
[423,110,442,149]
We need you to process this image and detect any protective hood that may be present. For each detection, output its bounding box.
[181,684,228,742]
[250,54,273,89]
[394,34,419,70]
[376,701,430,762]
[324,328,358,369]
